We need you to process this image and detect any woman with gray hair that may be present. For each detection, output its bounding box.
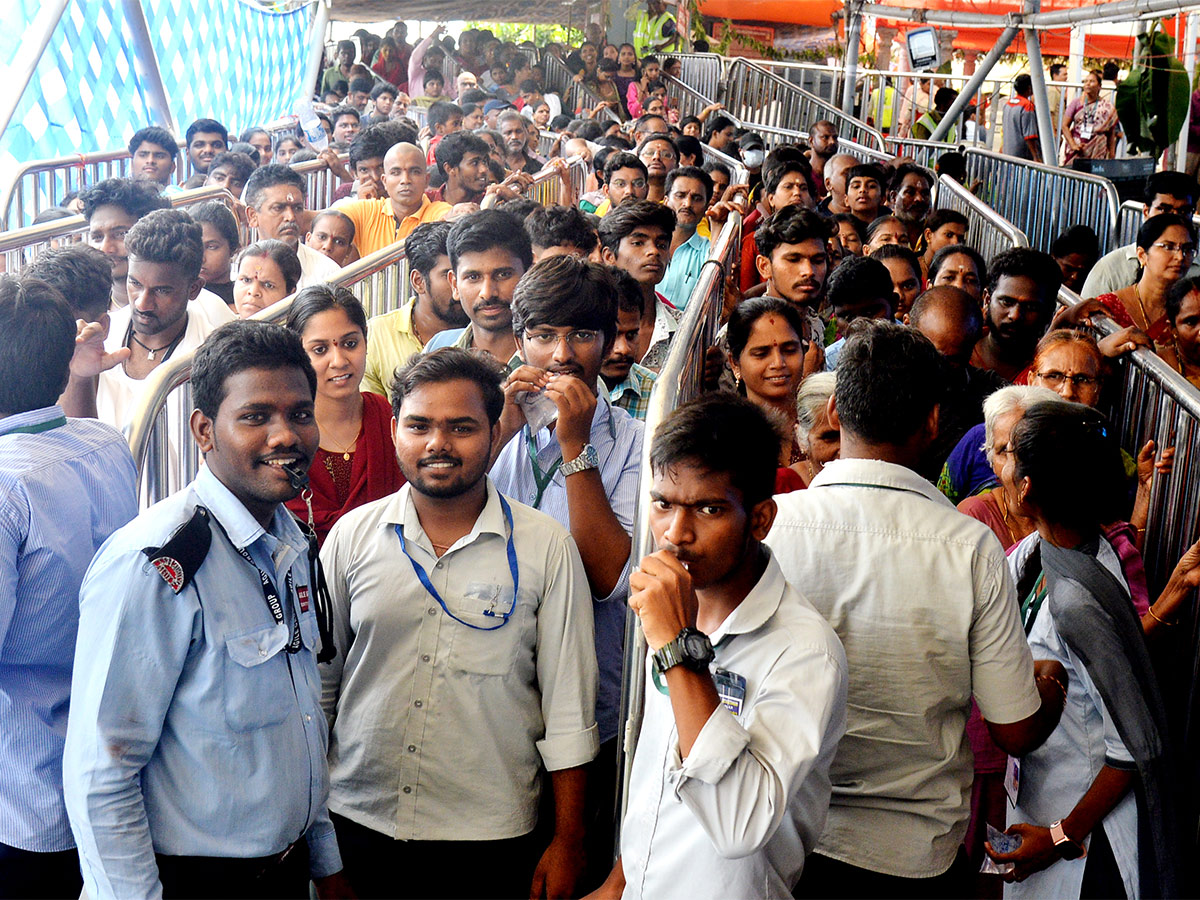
[777,372,839,493]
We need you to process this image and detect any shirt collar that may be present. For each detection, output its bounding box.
[608,365,654,401]
[193,464,306,552]
[388,478,508,552]
[810,457,955,508]
[707,547,788,645]
[682,229,708,251]
[0,405,65,435]
[400,195,432,224]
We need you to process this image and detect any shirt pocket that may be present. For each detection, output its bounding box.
[223,622,294,732]
[445,582,528,677]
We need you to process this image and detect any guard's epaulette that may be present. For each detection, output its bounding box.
[141,505,213,594]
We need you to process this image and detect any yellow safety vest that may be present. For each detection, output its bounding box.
[634,11,677,57]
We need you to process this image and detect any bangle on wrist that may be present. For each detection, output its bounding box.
[1036,673,1068,700]
[1148,605,1177,627]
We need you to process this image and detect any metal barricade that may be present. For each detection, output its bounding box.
[2,150,133,231]
[0,185,237,274]
[1116,201,1200,250]
[616,210,743,824]
[889,137,960,169]
[722,59,888,155]
[291,152,348,210]
[933,174,1029,262]
[662,74,717,122]
[668,53,725,103]
[405,103,429,130]
[698,144,750,186]
[127,239,411,507]
[542,54,576,103]
[964,147,1120,256]
[522,156,590,207]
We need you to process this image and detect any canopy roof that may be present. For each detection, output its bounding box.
[329,0,594,23]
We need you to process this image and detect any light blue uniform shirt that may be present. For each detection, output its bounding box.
[64,465,341,899]
[657,229,710,311]
[489,394,643,743]
[0,406,137,853]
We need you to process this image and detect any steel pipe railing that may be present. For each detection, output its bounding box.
[933,173,1030,262]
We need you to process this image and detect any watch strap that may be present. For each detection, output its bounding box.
[560,443,598,477]
[1050,820,1086,859]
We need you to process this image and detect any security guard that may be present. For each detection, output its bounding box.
[633,0,680,57]
[63,320,349,900]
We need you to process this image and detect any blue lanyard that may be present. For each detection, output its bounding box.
[394,493,520,631]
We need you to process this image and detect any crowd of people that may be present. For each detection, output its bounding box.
[5,12,1200,900]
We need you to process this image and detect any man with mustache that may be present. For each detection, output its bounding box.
[601,268,657,421]
[492,256,645,891]
[65,321,350,899]
[318,348,598,899]
[244,166,342,288]
[658,166,713,309]
[970,248,1062,383]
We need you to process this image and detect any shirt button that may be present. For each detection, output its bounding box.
[408,745,417,752]
[421,654,430,662]
[305,714,312,722]
[414,700,423,708]
[403,785,412,794]
[259,649,267,657]
[427,607,437,616]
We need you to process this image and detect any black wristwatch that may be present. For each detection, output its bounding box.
[652,627,714,674]
[1050,820,1086,860]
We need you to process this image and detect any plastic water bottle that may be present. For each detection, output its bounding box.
[298,101,328,152]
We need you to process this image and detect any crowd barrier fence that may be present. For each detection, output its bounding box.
[667,53,726,103]
[888,137,960,169]
[933,173,1030,262]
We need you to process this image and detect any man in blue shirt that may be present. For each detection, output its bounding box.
[0,276,137,899]
[658,166,713,310]
[492,255,644,889]
[64,321,348,899]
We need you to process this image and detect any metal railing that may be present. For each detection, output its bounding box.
[2,149,133,231]
[666,53,726,103]
[1116,201,1200,249]
[933,173,1029,261]
[722,58,888,154]
[964,146,1120,256]
[889,137,961,169]
[662,73,718,123]
[127,239,411,507]
[616,210,743,824]
[522,155,590,207]
[291,151,349,210]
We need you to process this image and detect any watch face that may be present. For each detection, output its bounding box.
[584,444,599,465]
[683,631,712,662]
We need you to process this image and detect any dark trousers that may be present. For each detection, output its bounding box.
[332,813,543,900]
[579,737,619,894]
[0,843,82,900]
[155,842,309,899]
[794,847,971,899]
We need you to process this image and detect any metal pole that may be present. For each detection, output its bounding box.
[1024,26,1059,166]
[929,24,1020,142]
[1176,12,1199,171]
[1068,24,1085,85]
[120,0,176,134]
[841,2,863,117]
[302,0,331,104]
[0,0,70,141]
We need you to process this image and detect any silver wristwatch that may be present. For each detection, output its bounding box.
[560,443,599,476]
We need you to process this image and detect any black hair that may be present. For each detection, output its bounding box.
[125,208,204,280]
[330,105,361,126]
[870,243,923,282]
[702,160,731,183]
[550,113,573,131]
[929,243,987,285]
[1050,224,1100,262]
[835,320,944,445]
[664,165,714,203]
[348,76,373,94]
[192,320,316,419]
[1142,170,1199,206]
[1136,212,1197,252]
[575,119,605,141]
[844,163,884,189]
[435,131,490,178]
[754,206,831,259]
[518,79,540,94]
[924,208,968,233]
[80,177,171,223]
[985,247,1063,306]
[597,199,676,253]
[1014,74,1033,96]
[311,209,355,241]
[1011,401,1125,531]
[826,255,894,311]
[888,162,933,195]
[933,87,958,109]
[726,296,806,359]
[462,89,490,105]
[189,200,241,255]
[650,392,780,508]
[372,120,419,148]
[207,151,256,188]
[32,207,74,225]
[935,151,968,182]
[185,118,228,146]
[349,126,395,169]
[128,126,178,160]
[680,115,702,131]
[604,151,648,184]
[525,205,599,253]
[511,255,618,348]
[674,134,704,165]
[423,69,445,87]
[1103,62,1120,81]
[23,245,114,320]
[0,277,75,414]
[703,114,736,142]
[865,214,905,243]
[642,54,661,68]
[447,209,533,271]
[370,83,397,101]
[239,127,269,144]
[1166,274,1200,323]
[243,164,307,210]
[227,142,261,166]
[389,347,506,425]
[285,283,368,339]
[597,58,619,74]
[497,197,540,223]
[763,158,812,196]
[610,265,645,315]
[336,39,355,55]
[429,101,464,130]
[633,114,668,135]
[237,240,302,295]
[404,221,453,280]
[832,212,866,243]
[598,134,634,151]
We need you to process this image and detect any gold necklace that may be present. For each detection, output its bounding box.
[994,488,1020,547]
[321,433,356,461]
[1133,282,1158,334]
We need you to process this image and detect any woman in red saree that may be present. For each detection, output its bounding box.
[1061,69,1120,164]
[284,285,403,544]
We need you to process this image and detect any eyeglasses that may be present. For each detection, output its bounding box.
[1151,241,1197,257]
[1035,371,1100,389]
[609,178,647,190]
[524,329,601,347]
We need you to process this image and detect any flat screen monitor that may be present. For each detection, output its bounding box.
[907,27,940,71]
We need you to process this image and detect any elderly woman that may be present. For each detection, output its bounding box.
[1158,274,1200,387]
[1061,69,1121,164]
[776,372,839,493]
[986,402,1199,897]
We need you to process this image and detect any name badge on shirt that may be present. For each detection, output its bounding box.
[1004,755,1021,808]
[714,668,747,717]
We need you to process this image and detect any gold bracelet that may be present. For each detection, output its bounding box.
[1148,605,1177,627]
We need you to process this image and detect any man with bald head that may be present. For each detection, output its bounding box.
[909,286,1007,479]
[817,153,857,217]
[333,142,452,257]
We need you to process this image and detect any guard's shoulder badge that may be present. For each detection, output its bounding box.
[142,505,213,594]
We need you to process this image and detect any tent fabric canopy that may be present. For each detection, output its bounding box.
[328,0,594,23]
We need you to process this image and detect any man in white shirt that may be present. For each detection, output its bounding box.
[589,393,847,900]
[320,348,599,900]
[244,165,342,287]
[766,321,1069,898]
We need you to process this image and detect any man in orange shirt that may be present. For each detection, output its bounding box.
[333,143,452,257]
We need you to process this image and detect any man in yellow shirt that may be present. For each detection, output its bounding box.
[333,142,451,258]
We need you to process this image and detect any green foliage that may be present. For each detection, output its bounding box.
[1116,20,1190,156]
[463,22,584,47]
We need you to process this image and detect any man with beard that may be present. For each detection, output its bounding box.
[65,321,349,899]
[806,120,839,200]
[491,256,643,892]
[333,143,452,258]
[318,348,598,899]
[886,163,933,250]
[755,206,831,352]
[658,166,713,309]
[184,118,228,177]
[243,166,342,287]
[362,222,465,398]
[422,210,531,370]
[431,132,492,205]
[970,248,1062,383]
[601,267,658,421]
[636,132,678,203]
[499,111,541,175]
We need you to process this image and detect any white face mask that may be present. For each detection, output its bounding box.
[742,148,764,168]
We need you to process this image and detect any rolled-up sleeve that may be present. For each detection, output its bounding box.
[971,550,1041,725]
